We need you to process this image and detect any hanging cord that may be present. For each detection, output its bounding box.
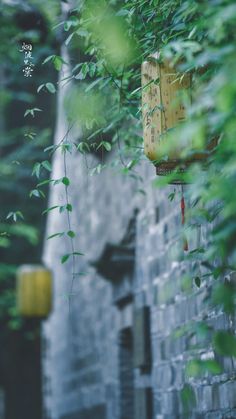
[181,185,189,252]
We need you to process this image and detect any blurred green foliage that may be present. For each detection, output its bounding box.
[0,1,58,327]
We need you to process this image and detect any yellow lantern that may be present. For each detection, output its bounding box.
[142,53,192,179]
[141,53,218,184]
[16,265,53,318]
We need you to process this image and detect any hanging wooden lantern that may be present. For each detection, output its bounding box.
[141,54,215,183]
[16,265,53,318]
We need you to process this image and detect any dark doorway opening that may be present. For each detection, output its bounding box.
[119,327,134,419]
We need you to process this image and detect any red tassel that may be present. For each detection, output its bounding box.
[181,188,188,252]
[181,196,185,225]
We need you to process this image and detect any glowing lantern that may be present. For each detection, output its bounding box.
[16,265,53,318]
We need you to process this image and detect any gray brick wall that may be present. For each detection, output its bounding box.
[42,59,236,419]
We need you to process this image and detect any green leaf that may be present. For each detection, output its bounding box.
[76,28,88,38]
[32,162,41,178]
[67,230,75,238]
[61,143,73,153]
[24,108,42,118]
[54,56,66,71]
[6,211,24,222]
[0,237,11,248]
[3,223,38,245]
[85,78,103,92]
[74,69,85,80]
[65,32,74,46]
[47,232,65,240]
[36,179,53,187]
[127,159,138,170]
[42,55,55,65]
[204,360,222,375]
[116,9,130,16]
[53,179,62,186]
[44,145,56,153]
[61,251,83,264]
[194,277,201,288]
[102,141,112,151]
[41,160,52,172]
[37,84,45,93]
[62,176,70,186]
[213,331,236,356]
[77,142,90,153]
[24,109,31,117]
[212,282,235,314]
[168,192,176,201]
[73,272,87,277]
[42,206,60,215]
[186,360,202,377]
[64,15,79,31]
[66,204,72,212]
[186,359,222,377]
[46,83,56,94]
[43,54,66,71]
[72,63,82,73]
[30,189,45,198]
[24,131,36,140]
[61,254,70,264]
[181,384,196,411]
[195,322,211,341]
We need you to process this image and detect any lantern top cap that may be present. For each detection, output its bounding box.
[151,51,160,60]
[17,264,51,274]
[143,51,179,70]
[143,51,160,64]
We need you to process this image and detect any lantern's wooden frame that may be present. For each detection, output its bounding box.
[142,54,216,183]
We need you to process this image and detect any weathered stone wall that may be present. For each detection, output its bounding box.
[42,49,236,419]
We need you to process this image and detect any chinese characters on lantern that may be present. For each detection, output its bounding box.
[20,42,34,77]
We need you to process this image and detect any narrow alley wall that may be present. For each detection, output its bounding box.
[42,49,236,419]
